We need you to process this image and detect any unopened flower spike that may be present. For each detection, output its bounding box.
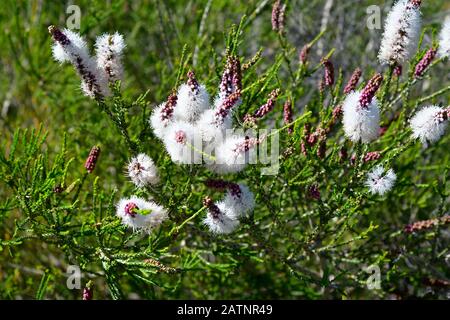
[127,153,159,187]
[95,32,126,85]
[48,26,108,99]
[84,146,101,173]
[283,99,293,134]
[343,68,362,94]
[253,89,280,118]
[321,58,334,87]
[271,0,286,33]
[414,47,437,78]
[378,0,422,65]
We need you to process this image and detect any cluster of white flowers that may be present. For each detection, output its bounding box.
[365,165,397,195]
[127,153,159,187]
[378,0,422,65]
[49,26,125,98]
[438,16,450,59]
[410,105,449,146]
[203,182,255,234]
[150,64,259,173]
[116,196,168,232]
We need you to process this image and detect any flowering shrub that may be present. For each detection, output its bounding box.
[0,0,449,299]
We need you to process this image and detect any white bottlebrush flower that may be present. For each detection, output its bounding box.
[410,105,449,145]
[365,165,397,195]
[95,32,126,84]
[116,196,168,232]
[207,134,258,174]
[48,26,109,98]
[149,92,178,140]
[438,16,450,58]
[51,28,90,64]
[342,91,380,143]
[378,0,422,65]
[127,153,159,187]
[196,109,232,144]
[203,200,239,234]
[173,83,210,123]
[150,103,172,140]
[223,184,255,219]
[163,120,202,164]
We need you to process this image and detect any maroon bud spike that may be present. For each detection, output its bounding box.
[404,215,449,234]
[48,25,71,45]
[271,0,282,31]
[301,142,307,156]
[230,56,242,93]
[299,44,310,64]
[125,202,138,217]
[393,65,402,77]
[205,179,230,190]
[215,90,241,122]
[332,105,343,120]
[322,58,334,87]
[379,126,388,136]
[84,146,101,173]
[83,281,94,300]
[339,147,348,162]
[363,151,381,163]
[317,141,326,159]
[414,48,437,78]
[254,89,280,118]
[205,179,242,198]
[187,70,199,94]
[344,68,362,94]
[203,196,222,220]
[408,0,421,8]
[161,91,177,122]
[283,99,293,134]
[358,73,383,109]
[308,185,321,200]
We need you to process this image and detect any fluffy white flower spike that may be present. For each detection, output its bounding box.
[205,180,255,219]
[342,74,383,143]
[173,70,210,123]
[150,92,178,140]
[378,0,422,65]
[209,134,259,174]
[202,197,239,234]
[196,91,240,143]
[127,153,159,187]
[366,165,397,195]
[116,196,168,232]
[95,32,126,84]
[410,105,449,146]
[48,26,109,98]
[438,16,450,58]
[223,183,255,219]
[163,120,202,164]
